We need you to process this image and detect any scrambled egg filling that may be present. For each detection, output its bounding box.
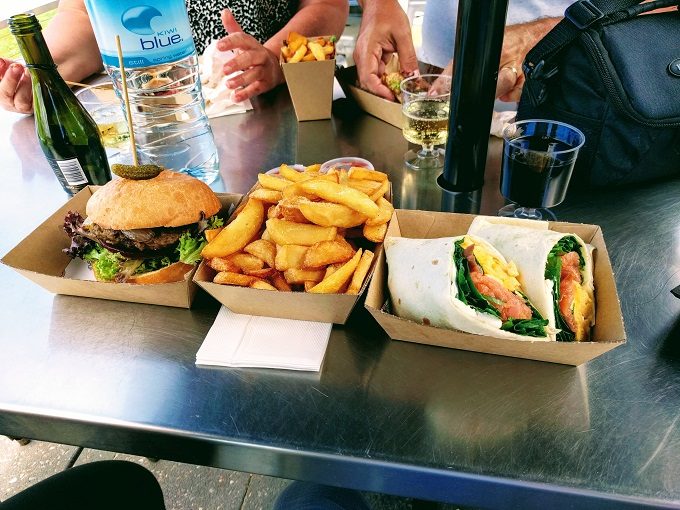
[571,280,595,341]
[461,236,521,292]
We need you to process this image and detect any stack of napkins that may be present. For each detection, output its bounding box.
[199,41,254,118]
[196,306,333,371]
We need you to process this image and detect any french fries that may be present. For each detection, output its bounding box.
[201,198,264,259]
[201,163,392,295]
[281,32,336,63]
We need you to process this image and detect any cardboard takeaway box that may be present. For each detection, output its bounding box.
[336,66,402,129]
[1,186,242,309]
[193,185,385,324]
[365,210,626,366]
[281,36,336,122]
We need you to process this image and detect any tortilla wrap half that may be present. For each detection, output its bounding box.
[384,235,552,342]
[468,217,595,341]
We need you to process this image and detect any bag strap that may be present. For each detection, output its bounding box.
[522,0,644,105]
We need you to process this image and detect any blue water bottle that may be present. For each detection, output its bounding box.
[84,0,220,184]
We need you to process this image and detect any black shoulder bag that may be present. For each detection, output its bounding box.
[517,0,680,188]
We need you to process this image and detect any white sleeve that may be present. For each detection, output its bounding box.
[506,0,573,25]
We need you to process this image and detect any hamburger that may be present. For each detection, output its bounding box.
[63,170,223,284]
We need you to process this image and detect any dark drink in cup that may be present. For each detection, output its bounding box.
[500,136,575,208]
[499,120,585,220]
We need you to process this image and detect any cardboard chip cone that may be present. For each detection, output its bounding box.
[281,35,335,122]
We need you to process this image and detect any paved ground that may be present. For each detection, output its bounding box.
[0,437,466,509]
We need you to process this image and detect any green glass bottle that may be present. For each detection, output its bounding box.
[9,13,111,196]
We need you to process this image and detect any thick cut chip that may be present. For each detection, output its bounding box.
[303,239,355,268]
[308,41,325,61]
[266,218,337,246]
[282,182,318,201]
[202,198,265,259]
[258,173,293,191]
[214,272,256,287]
[284,268,325,285]
[279,164,306,182]
[250,188,283,203]
[348,167,388,182]
[363,221,388,243]
[297,199,367,228]
[278,198,309,223]
[346,179,381,195]
[204,227,223,243]
[271,271,292,291]
[299,179,380,218]
[346,250,374,294]
[288,44,307,63]
[244,239,276,268]
[208,256,241,273]
[250,280,277,291]
[308,249,363,294]
[228,253,264,272]
[287,32,307,53]
[364,197,394,226]
[244,267,275,278]
[369,180,390,202]
[274,244,309,271]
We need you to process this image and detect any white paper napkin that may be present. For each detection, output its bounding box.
[196,306,333,371]
[199,41,254,118]
[490,110,516,138]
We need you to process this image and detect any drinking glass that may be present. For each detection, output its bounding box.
[75,84,130,164]
[499,119,585,220]
[400,74,451,170]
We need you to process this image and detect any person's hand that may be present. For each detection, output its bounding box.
[0,58,33,114]
[496,18,560,102]
[217,9,284,102]
[354,0,418,101]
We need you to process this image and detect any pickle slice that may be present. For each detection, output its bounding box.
[111,164,164,180]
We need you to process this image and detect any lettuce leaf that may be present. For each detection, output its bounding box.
[83,245,123,282]
[207,215,224,229]
[545,236,582,342]
[177,232,206,265]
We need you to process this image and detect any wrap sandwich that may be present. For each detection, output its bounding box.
[468,217,595,342]
[384,235,551,341]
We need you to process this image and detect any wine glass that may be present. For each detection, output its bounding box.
[498,119,585,220]
[400,74,451,170]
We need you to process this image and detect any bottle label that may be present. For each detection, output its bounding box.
[84,0,196,68]
[46,157,89,195]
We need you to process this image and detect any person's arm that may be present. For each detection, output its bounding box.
[353,0,417,100]
[263,0,348,55]
[43,0,103,81]
[0,0,101,114]
[219,0,348,101]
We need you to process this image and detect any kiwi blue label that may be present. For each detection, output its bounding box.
[84,0,195,68]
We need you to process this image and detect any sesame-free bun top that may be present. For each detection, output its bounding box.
[86,170,222,229]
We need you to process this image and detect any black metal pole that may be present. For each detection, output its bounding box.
[438,0,509,192]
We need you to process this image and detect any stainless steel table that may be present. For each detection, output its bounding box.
[1,87,680,509]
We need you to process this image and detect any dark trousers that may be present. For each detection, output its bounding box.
[0,460,165,510]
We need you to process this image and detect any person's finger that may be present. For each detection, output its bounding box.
[365,73,395,101]
[218,32,260,55]
[392,27,418,75]
[221,9,243,34]
[232,80,266,102]
[0,64,23,110]
[222,47,267,75]
[226,66,263,90]
[13,69,33,113]
[495,66,518,99]
[0,58,10,79]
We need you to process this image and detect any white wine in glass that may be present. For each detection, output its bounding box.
[401,74,451,170]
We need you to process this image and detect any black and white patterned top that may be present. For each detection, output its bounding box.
[185,0,299,55]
